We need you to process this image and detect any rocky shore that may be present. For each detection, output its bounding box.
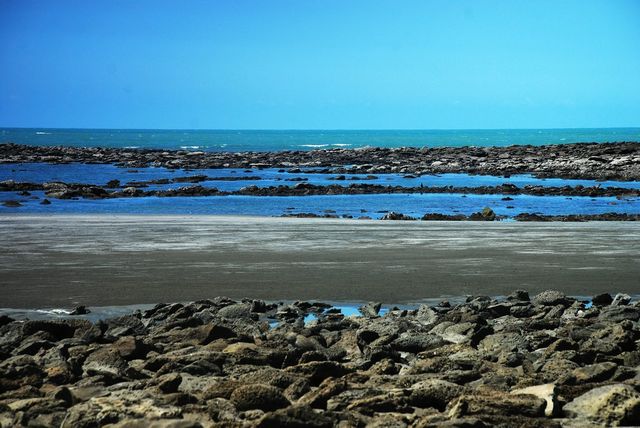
[2,142,640,180]
[2,179,639,199]
[2,291,640,427]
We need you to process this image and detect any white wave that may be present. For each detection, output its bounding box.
[299,144,329,148]
[180,145,201,149]
[124,146,139,149]
[35,131,51,135]
[332,143,352,147]
[35,308,71,315]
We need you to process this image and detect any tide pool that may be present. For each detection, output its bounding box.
[1,192,637,218]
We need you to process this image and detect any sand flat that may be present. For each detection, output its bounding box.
[1,215,639,308]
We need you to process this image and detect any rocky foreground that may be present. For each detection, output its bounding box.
[2,142,640,180]
[2,291,640,427]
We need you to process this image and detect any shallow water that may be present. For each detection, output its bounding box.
[2,163,639,218]
[2,192,638,218]
[4,163,640,191]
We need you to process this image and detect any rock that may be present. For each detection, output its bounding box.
[599,306,640,322]
[217,303,257,320]
[229,383,290,411]
[416,305,439,325]
[510,383,557,417]
[207,397,239,422]
[60,391,182,427]
[256,405,335,428]
[469,207,496,221]
[532,290,572,307]
[82,348,129,379]
[2,200,22,207]
[358,302,382,317]
[69,306,90,315]
[391,333,444,353]
[102,314,147,337]
[0,355,46,392]
[431,321,490,346]
[581,322,635,356]
[380,212,415,220]
[40,198,51,205]
[112,336,149,360]
[285,361,349,386]
[591,293,613,306]
[298,378,347,409]
[611,293,632,306]
[563,383,640,425]
[409,379,465,410]
[572,362,618,384]
[448,391,546,418]
[106,420,202,428]
[156,373,182,394]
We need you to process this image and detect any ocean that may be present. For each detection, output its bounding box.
[2,127,640,152]
[2,127,639,218]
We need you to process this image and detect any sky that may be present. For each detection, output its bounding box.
[0,0,639,130]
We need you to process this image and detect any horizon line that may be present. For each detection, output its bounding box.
[2,126,640,132]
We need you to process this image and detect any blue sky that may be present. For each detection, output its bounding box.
[1,0,639,129]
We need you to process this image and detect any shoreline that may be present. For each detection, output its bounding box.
[2,291,639,426]
[2,141,640,180]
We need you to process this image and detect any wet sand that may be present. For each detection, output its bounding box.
[1,215,639,308]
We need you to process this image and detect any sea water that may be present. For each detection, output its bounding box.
[1,128,639,217]
[2,127,640,152]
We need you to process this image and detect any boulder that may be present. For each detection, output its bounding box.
[229,383,290,411]
[611,293,632,306]
[447,391,546,418]
[256,405,335,428]
[358,302,382,318]
[532,290,572,307]
[591,293,613,306]
[409,379,465,411]
[563,383,640,425]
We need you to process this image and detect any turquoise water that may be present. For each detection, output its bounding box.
[2,127,639,152]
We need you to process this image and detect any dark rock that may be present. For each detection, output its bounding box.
[157,373,182,394]
[256,405,335,428]
[391,333,444,353]
[599,305,640,322]
[230,383,290,411]
[409,379,465,410]
[380,212,415,220]
[69,306,90,316]
[507,290,530,302]
[591,293,613,306]
[285,361,349,386]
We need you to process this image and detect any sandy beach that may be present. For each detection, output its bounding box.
[1,215,638,309]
